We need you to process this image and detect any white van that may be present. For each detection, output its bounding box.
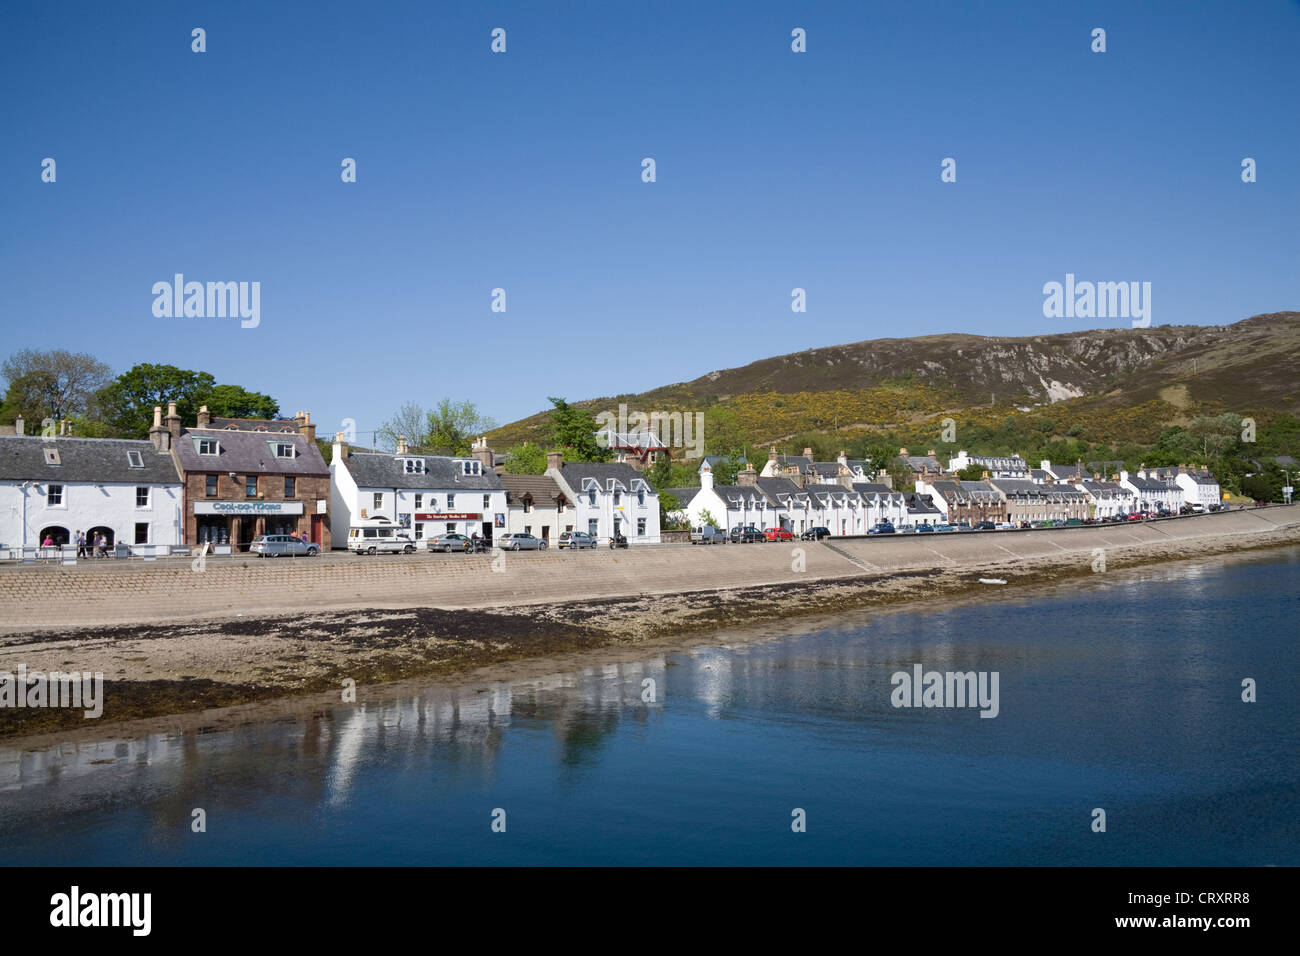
[348,525,418,554]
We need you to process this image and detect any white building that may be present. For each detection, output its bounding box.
[948,452,1030,479]
[667,463,767,532]
[853,482,910,527]
[1118,469,1183,513]
[1172,467,1221,510]
[499,474,572,544]
[330,435,507,547]
[547,454,660,543]
[0,432,183,555]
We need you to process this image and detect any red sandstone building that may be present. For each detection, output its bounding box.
[150,402,331,550]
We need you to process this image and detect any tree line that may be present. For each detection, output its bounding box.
[0,349,278,439]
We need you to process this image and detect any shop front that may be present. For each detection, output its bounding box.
[414,511,491,544]
[194,500,305,550]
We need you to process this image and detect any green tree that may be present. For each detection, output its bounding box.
[504,442,547,475]
[955,463,987,481]
[95,364,216,438]
[548,396,609,462]
[0,349,112,425]
[205,384,279,419]
[425,398,496,456]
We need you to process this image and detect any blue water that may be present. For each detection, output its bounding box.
[1,548,1296,865]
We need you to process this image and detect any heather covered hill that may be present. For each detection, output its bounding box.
[488,312,1298,453]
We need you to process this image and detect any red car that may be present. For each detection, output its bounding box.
[764,527,795,542]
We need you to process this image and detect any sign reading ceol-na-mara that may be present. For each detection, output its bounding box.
[194,501,305,515]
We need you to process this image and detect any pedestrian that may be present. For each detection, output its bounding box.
[76,530,87,559]
[96,532,107,558]
[41,533,55,563]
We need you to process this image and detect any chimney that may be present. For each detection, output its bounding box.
[547,451,563,472]
[1178,463,1188,475]
[737,463,758,486]
[13,415,23,436]
[165,401,182,438]
[982,469,990,480]
[472,437,494,471]
[149,405,171,452]
[837,449,848,466]
[396,434,408,455]
[295,410,316,443]
[197,405,211,427]
[802,447,813,458]
[927,449,936,457]
[899,447,909,457]
[700,462,715,490]
[767,447,778,462]
[332,431,349,463]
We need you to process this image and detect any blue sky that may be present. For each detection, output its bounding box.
[1,0,1296,446]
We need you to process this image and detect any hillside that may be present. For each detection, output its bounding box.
[488,312,1299,454]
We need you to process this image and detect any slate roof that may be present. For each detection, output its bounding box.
[904,492,943,514]
[756,477,806,500]
[340,450,500,489]
[991,478,1087,499]
[1125,475,1169,492]
[1029,469,1050,482]
[904,455,942,473]
[176,427,328,476]
[804,482,857,500]
[959,480,1003,502]
[662,487,700,506]
[210,417,301,433]
[0,435,181,484]
[852,482,904,500]
[499,474,567,505]
[1047,463,1087,480]
[554,462,651,489]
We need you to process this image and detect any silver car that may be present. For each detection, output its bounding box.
[499,532,547,551]
[251,534,319,557]
[427,532,472,553]
[558,531,597,549]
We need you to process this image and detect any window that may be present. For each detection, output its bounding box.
[447,494,456,509]
[524,525,531,535]
[245,475,258,497]
[373,493,383,512]
[523,497,533,513]
[47,484,64,506]
[284,476,296,497]
[460,460,481,476]
[127,450,144,468]
[637,518,646,535]
[588,519,598,536]
[134,522,149,545]
[637,491,645,506]
[614,491,622,506]
[44,448,60,465]
[482,494,490,509]
[414,526,423,540]
[198,439,219,456]
[273,442,295,459]
[403,459,424,474]
[136,487,150,508]
[414,494,423,509]
[558,500,566,513]
[205,475,218,497]
[588,490,597,506]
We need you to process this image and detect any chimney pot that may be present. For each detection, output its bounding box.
[13,415,23,436]
[396,434,408,455]
[547,451,563,472]
[197,405,210,427]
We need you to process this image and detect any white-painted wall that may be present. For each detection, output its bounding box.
[0,479,183,551]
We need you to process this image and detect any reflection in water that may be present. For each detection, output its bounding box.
[0,547,1296,866]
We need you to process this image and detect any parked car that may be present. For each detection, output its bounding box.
[251,534,319,557]
[915,523,935,533]
[426,532,472,553]
[764,527,795,542]
[559,531,598,549]
[1064,517,1084,527]
[690,526,727,545]
[801,526,831,540]
[499,532,547,551]
[933,524,957,533]
[348,524,417,554]
[609,531,629,549]
[973,521,997,531]
[730,525,764,543]
[868,521,896,535]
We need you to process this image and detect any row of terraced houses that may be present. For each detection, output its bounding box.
[0,405,1221,556]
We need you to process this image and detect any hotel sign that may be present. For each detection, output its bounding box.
[414,512,481,521]
[194,501,305,515]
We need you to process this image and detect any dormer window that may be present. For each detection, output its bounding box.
[459,460,481,476]
[43,447,60,466]
[198,439,220,456]
[272,442,295,459]
[403,458,425,474]
[127,450,144,468]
